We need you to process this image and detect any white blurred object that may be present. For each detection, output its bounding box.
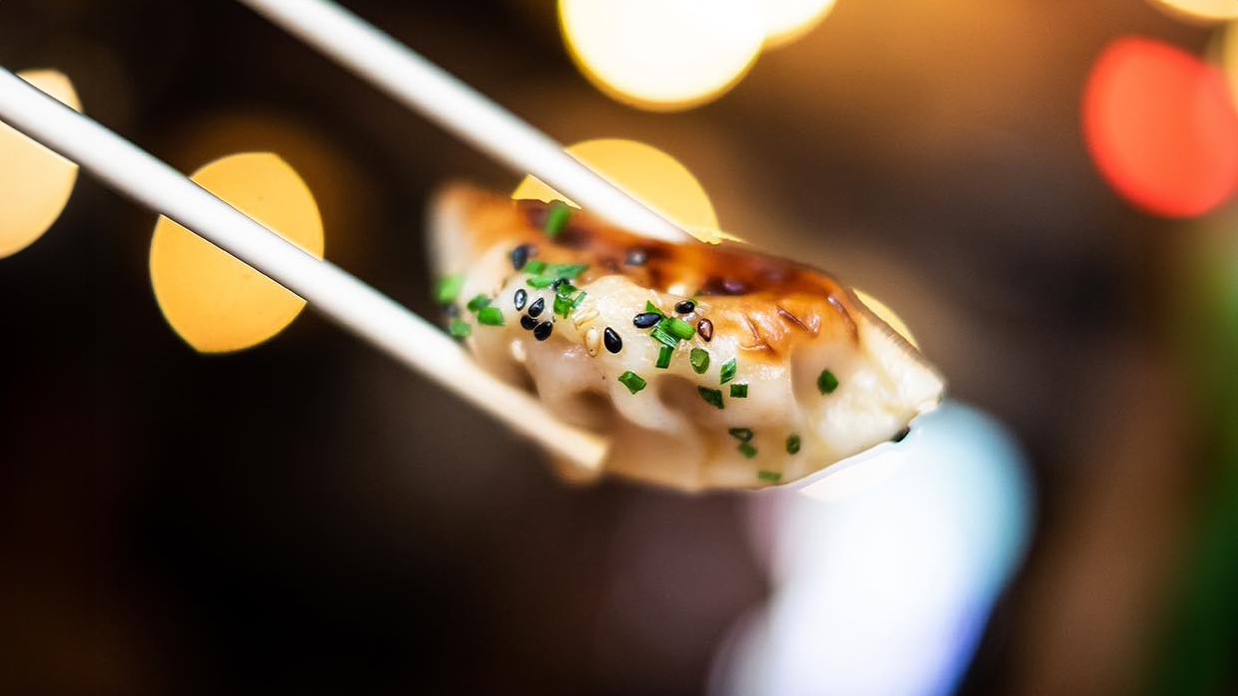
[713,401,1033,696]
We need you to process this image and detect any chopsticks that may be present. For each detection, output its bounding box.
[236,0,691,244]
[0,67,609,471]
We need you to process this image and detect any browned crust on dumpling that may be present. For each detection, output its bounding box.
[449,186,919,365]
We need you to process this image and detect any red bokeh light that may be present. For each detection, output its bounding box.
[1083,36,1238,218]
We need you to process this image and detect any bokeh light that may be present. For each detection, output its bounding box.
[1148,0,1238,24]
[718,403,1032,696]
[762,0,838,49]
[1083,37,1238,218]
[558,0,765,111]
[513,137,720,236]
[0,70,81,259]
[149,153,324,353]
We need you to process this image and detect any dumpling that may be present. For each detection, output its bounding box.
[428,184,945,491]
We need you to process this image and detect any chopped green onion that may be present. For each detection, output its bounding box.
[757,469,782,482]
[656,345,673,369]
[690,348,710,374]
[738,443,758,459]
[553,293,573,317]
[664,317,695,341]
[554,282,577,298]
[466,293,491,312]
[571,290,588,311]
[720,358,737,384]
[434,274,464,304]
[448,318,471,338]
[698,386,724,409]
[650,324,679,348]
[817,368,839,394]
[524,259,547,275]
[544,201,572,237]
[730,383,748,398]
[527,275,557,288]
[477,306,504,326]
[786,434,801,454]
[546,262,588,279]
[618,370,647,394]
[645,300,664,316]
[728,427,754,442]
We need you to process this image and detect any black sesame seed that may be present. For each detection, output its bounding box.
[698,318,714,341]
[675,300,696,314]
[509,243,532,270]
[528,297,545,318]
[633,312,662,328]
[520,315,538,330]
[514,288,528,310]
[625,248,647,266]
[533,321,553,341]
[603,327,623,353]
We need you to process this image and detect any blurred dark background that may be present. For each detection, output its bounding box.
[2,1,1236,694]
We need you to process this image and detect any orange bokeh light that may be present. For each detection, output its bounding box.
[0,70,81,258]
[150,153,324,353]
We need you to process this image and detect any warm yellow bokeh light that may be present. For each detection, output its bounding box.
[513,138,720,238]
[1149,0,1238,23]
[150,153,324,353]
[558,0,765,110]
[762,0,838,49]
[855,289,921,349]
[0,70,81,259]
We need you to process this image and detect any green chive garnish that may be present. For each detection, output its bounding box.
[524,259,547,275]
[664,317,695,341]
[466,293,491,312]
[448,318,471,338]
[527,275,557,289]
[730,383,748,398]
[544,201,572,237]
[554,293,573,318]
[757,469,782,482]
[786,434,801,454]
[645,300,664,316]
[690,348,710,374]
[434,274,464,304]
[546,262,587,279]
[720,358,737,384]
[477,306,504,326]
[817,368,839,394]
[618,370,647,394]
[738,443,758,459]
[571,290,588,311]
[698,386,724,409]
[650,323,679,348]
[728,427,754,442]
[656,345,673,369]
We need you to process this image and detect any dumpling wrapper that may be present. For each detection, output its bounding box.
[429,185,944,491]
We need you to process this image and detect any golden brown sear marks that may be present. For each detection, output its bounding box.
[460,191,864,359]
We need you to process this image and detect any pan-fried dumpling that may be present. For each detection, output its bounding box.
[428,185,944,490]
